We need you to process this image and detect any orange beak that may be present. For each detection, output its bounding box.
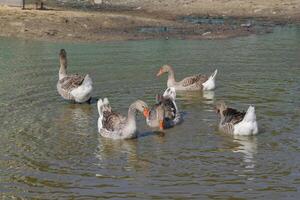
[159,120,164,130]
[156,69,163,77]
[143,108,150,118]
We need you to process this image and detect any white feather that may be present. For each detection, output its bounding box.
[234,106,258,135]
[97,99,103,116]
[97,98,110,131]
[202,69,217,91]
[163,87,179,115]
[103,97,109,105]
[70,74,93,103]
[97,98,104,130]
[163,87,176,101]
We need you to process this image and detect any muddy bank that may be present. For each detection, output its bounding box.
[0,0,296,43]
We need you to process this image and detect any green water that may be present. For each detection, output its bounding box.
[0,26,300,199]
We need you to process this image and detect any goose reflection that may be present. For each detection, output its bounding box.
[55,104,93,135]
[95,132,165,173]
[202,90,215,102]
[95,136,137,161]
[176,90,215,106]
[232,135,257,170]
[95,136,141,171]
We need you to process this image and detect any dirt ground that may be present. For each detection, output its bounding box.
[110,0,300,20]
[0,0,299,42]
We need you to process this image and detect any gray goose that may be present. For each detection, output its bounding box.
[97,98,149,139]
[57,49,93,103]
[156,64,217,91]
[215,101,258,135]
[146,87,181,130]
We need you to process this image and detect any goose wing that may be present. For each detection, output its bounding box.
[102,111,126,131]
[60,74,85,90]
[161,99,177,120]
[222,108,246,125]
[180,74,208,87]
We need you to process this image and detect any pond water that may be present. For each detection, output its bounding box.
[0,26,299,199]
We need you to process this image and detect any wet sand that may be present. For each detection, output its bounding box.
[0,0,299,42]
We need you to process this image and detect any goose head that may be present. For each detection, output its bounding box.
[130,100,150,118]
[156,64,172,77]
[215,101,227,117]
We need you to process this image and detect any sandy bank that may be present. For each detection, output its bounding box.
[0,0,298,42]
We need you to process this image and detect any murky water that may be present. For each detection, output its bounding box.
[0,26,300,199]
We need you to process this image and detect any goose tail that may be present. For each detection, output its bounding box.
[234,105,258,135]
[97,98,111,130]
[202,69,217,91]
[82,74,93,87]
[162,87,179,119]
[163,87,176,101]
[70,74,93,102]
[97,98,110,115]
[243,105,256,123]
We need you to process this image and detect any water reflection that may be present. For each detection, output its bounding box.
[177,90,215,105]
[94,136,156,175]
[233,135,257,170]
[55,103,93,135]
[1,26,300,198]
[139,130,166,144]
[95,136,138,166]
[202,91,215,103]
[94,131,166,174]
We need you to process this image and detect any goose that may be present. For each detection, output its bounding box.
[156,64,217,91]
[146,87,182,130]
[215,102,258,136]
[97,98,149,139]
[57,49,93,103]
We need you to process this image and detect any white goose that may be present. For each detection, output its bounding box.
[57,49,93,103]
[97,98,149,139]
[215,102,258,136]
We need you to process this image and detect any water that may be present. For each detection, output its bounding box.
[0,26,300,199]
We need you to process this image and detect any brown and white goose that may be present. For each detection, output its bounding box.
[215,102,258,136]
[146,87,181,130]
[57,49,93,103]
[156,64,217,91]
[97,98,149,139]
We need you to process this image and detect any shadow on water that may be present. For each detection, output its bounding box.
[64,96,100,105]
[89,96,101,105]
[138,130,165,138]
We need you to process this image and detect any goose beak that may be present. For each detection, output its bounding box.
[143,108,150,118]
[159,120,164,130]
[156,69,163,77]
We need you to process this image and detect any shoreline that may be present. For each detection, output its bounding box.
[0,1,299,43]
